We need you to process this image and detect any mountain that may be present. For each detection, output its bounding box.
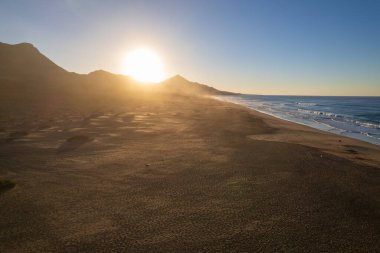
[0,42,236,114]
[0,42,67,80]
[0,42,135,114]
[162,75,237,95]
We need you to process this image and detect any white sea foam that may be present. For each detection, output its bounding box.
[296,102,318,107]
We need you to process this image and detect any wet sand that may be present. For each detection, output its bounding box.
[0,94,379,252]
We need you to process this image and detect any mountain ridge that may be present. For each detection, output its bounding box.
[162,74,237,96]
[0,42,238,115]
[0,42,236,95]
[0,42,67,80]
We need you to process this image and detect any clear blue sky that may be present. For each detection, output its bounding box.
[1,0,379,95]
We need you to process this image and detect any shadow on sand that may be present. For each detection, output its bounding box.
[0,180,15,194]
[57,135,93,153]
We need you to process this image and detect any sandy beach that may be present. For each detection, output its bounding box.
[2,0,380,251]
[1,94,379,252]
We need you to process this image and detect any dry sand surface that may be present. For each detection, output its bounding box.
[0,94,379,252]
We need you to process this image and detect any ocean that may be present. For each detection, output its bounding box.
[215,95,380,146]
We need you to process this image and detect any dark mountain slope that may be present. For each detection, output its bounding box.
[0,42,67,80]
[162,74,238,95]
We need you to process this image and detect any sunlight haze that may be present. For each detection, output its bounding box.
[0,0,379,95]
[1,1,380,251]
[122,48,165,83]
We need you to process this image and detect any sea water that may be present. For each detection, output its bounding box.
[215,95,380,146]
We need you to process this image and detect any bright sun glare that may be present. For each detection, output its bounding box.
[122,48,164,83]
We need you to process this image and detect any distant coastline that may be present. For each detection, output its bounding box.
[215,94,380,146]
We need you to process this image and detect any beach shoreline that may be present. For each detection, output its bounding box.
[214,95,380,146]
[212,96,380,167]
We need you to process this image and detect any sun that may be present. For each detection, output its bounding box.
[122,48,164,83]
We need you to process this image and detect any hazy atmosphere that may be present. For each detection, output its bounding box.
[1,0,379,95]
[1,1,380,252]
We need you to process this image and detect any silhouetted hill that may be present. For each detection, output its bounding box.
[162,75,238,95]
[0,43,134,114]
[0,42,67,80]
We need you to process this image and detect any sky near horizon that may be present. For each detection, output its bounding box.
[1,0,379,96]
